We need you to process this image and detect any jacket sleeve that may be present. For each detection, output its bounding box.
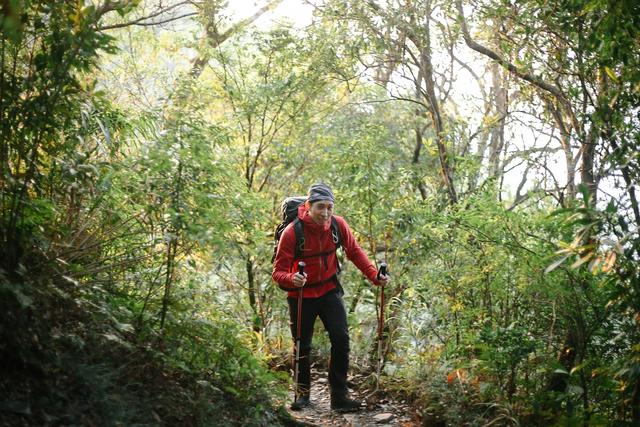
[272,224,297,290]
[338,217,381,286]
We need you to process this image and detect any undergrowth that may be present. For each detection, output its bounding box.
[0,256,293,426]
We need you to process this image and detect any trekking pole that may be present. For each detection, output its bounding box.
[376,263,387,378]
[293,261,305,403]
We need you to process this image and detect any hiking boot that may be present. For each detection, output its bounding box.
[290,395,310,411]
[330,394,362,412]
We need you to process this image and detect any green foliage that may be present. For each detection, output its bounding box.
[1,2,291,425]
[377,188,635,424]
[0,268,289,426]
[0,0,124,271]
[543,185,640,423]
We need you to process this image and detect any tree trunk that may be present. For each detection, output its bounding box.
[412,71,429,200]
[488,60,507,182]
[418,3,457,205]
[160,236,177,332]
[546,328,578,393]
[581,128,597,204]
[246,256,261,333]
[546,309,589,400]
[413,125,429,200]
[632,377,640,426]
[374,29,404,88]
[348,280,365,314]
[160,155,183,332]
[546,99,577,204]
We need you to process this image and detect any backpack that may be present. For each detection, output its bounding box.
[271,196,342,264]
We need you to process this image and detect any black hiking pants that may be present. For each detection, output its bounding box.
[288,290,349,398]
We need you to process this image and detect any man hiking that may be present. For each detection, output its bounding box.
[272,183,390,412]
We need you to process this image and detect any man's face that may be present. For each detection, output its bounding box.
[307,200,334,225]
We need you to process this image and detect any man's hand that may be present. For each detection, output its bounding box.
[376,263,389,286]
[292,272,307,288]
[377,273,390,286]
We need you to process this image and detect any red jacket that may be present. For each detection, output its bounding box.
[272,204,380,298]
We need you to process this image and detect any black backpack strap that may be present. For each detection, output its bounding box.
[293,218,304,260]
[330,216,342,274]
[330,216,342,248]
[295,217,342,260]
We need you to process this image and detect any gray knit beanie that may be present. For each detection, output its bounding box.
[307,182,335,204]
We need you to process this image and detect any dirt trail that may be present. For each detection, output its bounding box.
[286,370,420,426]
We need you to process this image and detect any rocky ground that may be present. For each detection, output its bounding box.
[286,371,421,426]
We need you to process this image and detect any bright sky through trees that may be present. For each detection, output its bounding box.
[227,0,567,198]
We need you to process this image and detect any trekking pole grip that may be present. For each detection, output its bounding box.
[377,262,387,281]
[294,261,305,402]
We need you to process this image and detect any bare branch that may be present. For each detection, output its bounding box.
[99,12,198,31]
[454,0,581,134]
[191,0,284,80]
[98,1,194,30]
[217,0,284,46]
